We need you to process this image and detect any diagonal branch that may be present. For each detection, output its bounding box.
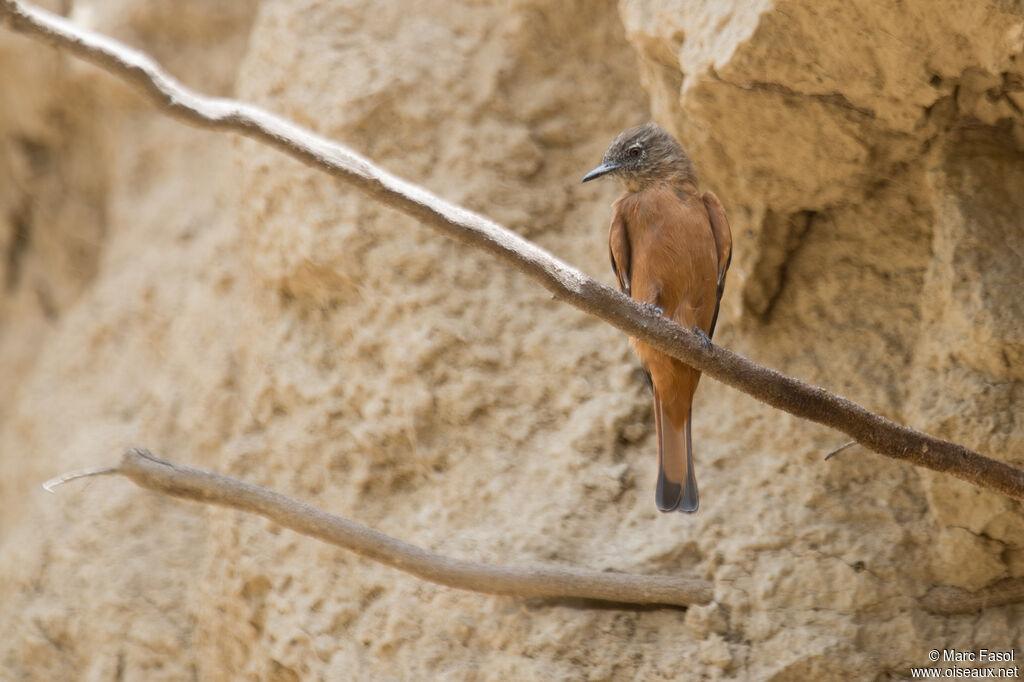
[1,0,1022,501]
[45,448,712,607]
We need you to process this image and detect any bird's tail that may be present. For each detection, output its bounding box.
[653,393,698,513]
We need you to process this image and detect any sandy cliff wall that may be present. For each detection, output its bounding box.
[1,0,1022,679]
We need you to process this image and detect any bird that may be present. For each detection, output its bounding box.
[582,122,732,513]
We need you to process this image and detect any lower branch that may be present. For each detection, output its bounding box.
[52,449,1024,614]
[76,448,713,608]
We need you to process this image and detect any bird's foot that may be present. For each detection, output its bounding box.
[640,301,664,316]
[693,326,712,350]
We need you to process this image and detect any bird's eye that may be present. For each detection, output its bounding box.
[628,145,642,157]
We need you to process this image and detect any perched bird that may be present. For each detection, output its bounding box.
[582,123,732,513]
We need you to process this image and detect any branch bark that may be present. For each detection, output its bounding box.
[1,0,1022,502]
[53,449,712,607]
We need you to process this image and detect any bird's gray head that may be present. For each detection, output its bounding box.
[581,122,696,191]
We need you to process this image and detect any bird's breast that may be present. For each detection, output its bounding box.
[618,185,719,331]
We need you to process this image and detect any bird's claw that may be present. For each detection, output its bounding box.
[693,326,712,350]
[640,301,664,316]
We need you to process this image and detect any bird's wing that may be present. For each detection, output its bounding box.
[609,206,631,296]
[701,191,733,339]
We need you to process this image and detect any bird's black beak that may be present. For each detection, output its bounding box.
[581,161,620,183]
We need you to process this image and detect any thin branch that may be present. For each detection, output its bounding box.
[66,448,709,607]
[42,449,1024,613]
[823,441,857,461]
[922,578,1024,615]
[42,466,119,492]
[1,0,1022,502]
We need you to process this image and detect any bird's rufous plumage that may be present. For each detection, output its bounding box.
[583,123,732,513]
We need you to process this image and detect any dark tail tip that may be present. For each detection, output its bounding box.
[656,473,682,512]
[677,476,699,514]
[656,472,699,514]
[655,428,700,513]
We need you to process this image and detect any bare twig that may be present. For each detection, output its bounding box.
[42,466,119,492]
[1,0,1021,502]
[67,448,709,607]
[824,441,857,461]
[922,578,1024,615]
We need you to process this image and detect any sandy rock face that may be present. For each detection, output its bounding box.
[1,0,1022,680]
